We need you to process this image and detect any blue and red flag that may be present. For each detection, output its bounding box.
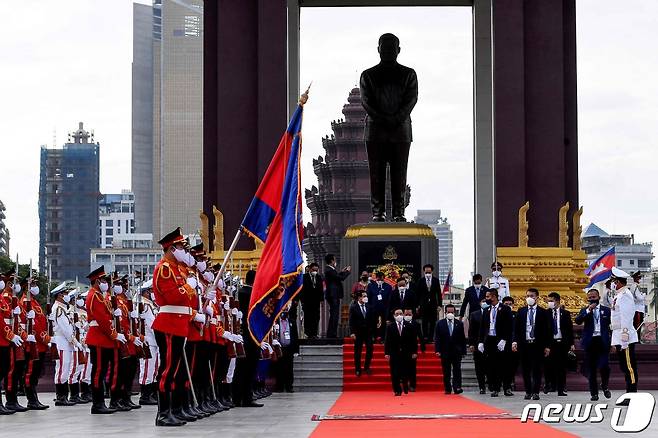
[244,105,305,345]
[584,247,616,288]
[442,271,452,298]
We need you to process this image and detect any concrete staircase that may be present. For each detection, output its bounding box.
[293,344,343,392]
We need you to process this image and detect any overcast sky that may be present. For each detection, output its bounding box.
[0,1,656,286]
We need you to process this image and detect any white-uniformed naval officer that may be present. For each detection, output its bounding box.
[609,267,639,393]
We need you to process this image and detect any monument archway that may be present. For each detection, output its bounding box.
[203,0,579,275]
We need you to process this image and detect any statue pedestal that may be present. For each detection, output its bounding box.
[340,222,438,301]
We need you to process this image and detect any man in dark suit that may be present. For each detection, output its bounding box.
[384,308,418,396]
[501,295,518,392]
[323,254,351,338]
[416,264,442,344]
[468,299,488,394]
[403,308,424,391]
[460,274,488,319]
[234,270,263,407]
[544,292,575,396]
[388,277,417,321]
[301,263,323,339]
[434,304,466,394]
[511,288,551,400]
[367,272,392,342]
[478,288,513,397]
[575,289,612,401]
[273,307,299,393]
[349,291,375,377]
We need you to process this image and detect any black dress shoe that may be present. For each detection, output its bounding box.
[27,401,49,410]
[490,391,499,397]
[355,370,361,377]
[558,391,568,396]
[504,389,514,397]
[91,403,117,414]
[479,389,486,395]
[394,392,401,397]
[532,394,540,400]
[454,388,463,394]
[403,385,409,394]
[524,393,532,400]
[603,389,611,399]
[409,386,416,392]
[364,368,372,375]
[372,215,386,222]
[591,395,599,401]
[4,401,28,412]
[242,401,264,407]
[444,390,452,395]
[393,216,406,222]
[0,403,15,415]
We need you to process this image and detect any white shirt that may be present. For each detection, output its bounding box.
[51,301,74,351]
[488,304,499,336]
[525,305,536,341]
[587,305,602,337]
[485,275,510,299]
[610,287,639,346]
[629,282,646,313]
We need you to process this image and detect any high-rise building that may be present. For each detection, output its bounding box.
[39,122,100,281]
[582,223,653,273]
[0,200,9,257]
[99,191,136,249]
[131,0,204,241]
[131,2,154,234]
[415,210,454,284]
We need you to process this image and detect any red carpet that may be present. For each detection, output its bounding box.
[311,391,576,438]
[343,338,443,391]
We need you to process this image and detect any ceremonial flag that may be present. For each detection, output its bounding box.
[442,271,452,297]
[246,105,305,345]
[584,247,616,288]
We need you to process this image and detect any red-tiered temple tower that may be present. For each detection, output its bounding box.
[303,88,409,265]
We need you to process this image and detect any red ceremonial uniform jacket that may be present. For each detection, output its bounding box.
[116,294,137,355]
[20,295,50,353]
[152,258,195,337]
[0,292,18,347]
[85,286,118,349]
[182,265,204,342]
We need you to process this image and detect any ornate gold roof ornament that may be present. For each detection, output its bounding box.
[572,206,583,251]
[199,210,209,252]
[212,206,224,253]
[518,201,529,248]
[558,202,570,248]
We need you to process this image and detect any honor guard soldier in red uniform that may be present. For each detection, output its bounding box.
[2,270,28,412]
[86,265,127,414]
[0,271,24,415]
[152,228,202,427]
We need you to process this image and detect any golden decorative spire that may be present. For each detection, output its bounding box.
[518,201,530,248]
[212,206,224,253]
[199,210,209,252]
[558,202,570,248]
[572,206,583,251]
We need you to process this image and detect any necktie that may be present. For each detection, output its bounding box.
[448,321,453,336]
[400,291,405,302]
[594,307,600,325]
[427,278,431,289]
[398,322,402,335]
[553,309,558,335]
[529,307,535,338]
[361,304,366,317]
[491,305,497,323]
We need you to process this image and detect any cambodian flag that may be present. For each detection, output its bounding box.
[584,247,616,288]
[442,271,452,298]
[245,105,304,344]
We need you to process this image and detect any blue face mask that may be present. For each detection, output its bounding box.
[480,302,490,310]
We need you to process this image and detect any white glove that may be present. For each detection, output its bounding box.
[134,338,143,347]
[130,310,139,319]
[26,310,36,319]
[237,311,243,320]
[113,309,122,317]
[261,342,269,351]
[273,324,280,331]
[621,342,629,350]
[193,312,206,324]
[272,339,281,347]
[206,288,217,301]
[27,334,36,343]
[140,311,148,319]
[224,302,230,311]
[217,279,225,291]
[234,334,243,343]
[477,343,485,353]
[621,332,630,343]
[74,321,82,329]
[11,335,23,347]
[115,333,127,344]
[73,339,84,351]
[13,307,21,315]
[203,271,214,283]
[221,331,233,340]
[205,305,214,317]
[293,353,299,357]
[231,308,238,316]
[497,340,506,351]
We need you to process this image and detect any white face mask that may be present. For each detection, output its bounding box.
[76,298,85,307]
[13,284,21,293]
[172,247,187,263]
[492,270,501,277]
[526,297,536,306]
[446,312,455,320]
[361,297,368,304]
[399,287,406,293]
[310,271,318,276]
[547,301,556,309]
[403,315,413,322]
[0,280,5,290]
[377,281,383,286]
[196,261,207,273]
[187,277,198,289]
[424,273,432,279]
[99,282,109,293]
[610,282,617,291]
[63,293,72,304]
[30,286,39,296]
[113,284,123,294]
[474,283,481,289]
[394,315,404,323]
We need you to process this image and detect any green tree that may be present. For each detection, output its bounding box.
[0,254,53,306]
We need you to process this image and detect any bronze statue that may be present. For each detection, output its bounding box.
[360,33,418,222]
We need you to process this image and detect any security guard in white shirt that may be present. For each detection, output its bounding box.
[485,262,510,300]
[629,271,646,341]
[610,268,639,393]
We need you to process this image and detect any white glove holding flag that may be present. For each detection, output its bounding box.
[231,308,238,316]
[221,331,233,340]
[237,311,243,320]
[113,309,122,317]
[497,340,506,351]
[26,310,36,319]
[234,334,243,344]
[261,342,273,354]
[477,343,485,353]
[193,312,206,324]
[203,271,214,283]
[11,335,23,347]
[273,324,280,331]
[130,310,139,319]
[206,288,217,301]
[115,333,127,344]
[134,338,143,347]
[217,279,225,291]
[272,339,281,347]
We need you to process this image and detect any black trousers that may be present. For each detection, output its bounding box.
[90,345,116,405]
[0,346,10,398]
[274,346,295,391]
[520,342,544,395]
[616,343,638,393]
[354,332,373,372]
[25,351,45,390]
[388,354,405,394]
[154,331,185,394]
[421,309,436,344]
[366,141,411,217]
[233,340,259,405]
[213,344,230,388]
[472,349,487,390]
[545,340,568,392]
[484,337,510,392]
[302,301,320,338]
[585,337,610,396]
[326,298,340,338]
[441,356,462,391]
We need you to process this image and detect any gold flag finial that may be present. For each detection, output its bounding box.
[299,82,312,106]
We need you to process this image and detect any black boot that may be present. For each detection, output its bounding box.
[90,387,116,414]
[68,383,83,404]
[140,384,157,406]
[222,383,235,408]
[171,388,197,422]
[109,391,131,412]
[4,390,28,412]
[0,393,15,415]
[79,382,92,403]
[54,383,75,406]
[26,387,49,410]
[123,389,141,409]
[156,391,185,427]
